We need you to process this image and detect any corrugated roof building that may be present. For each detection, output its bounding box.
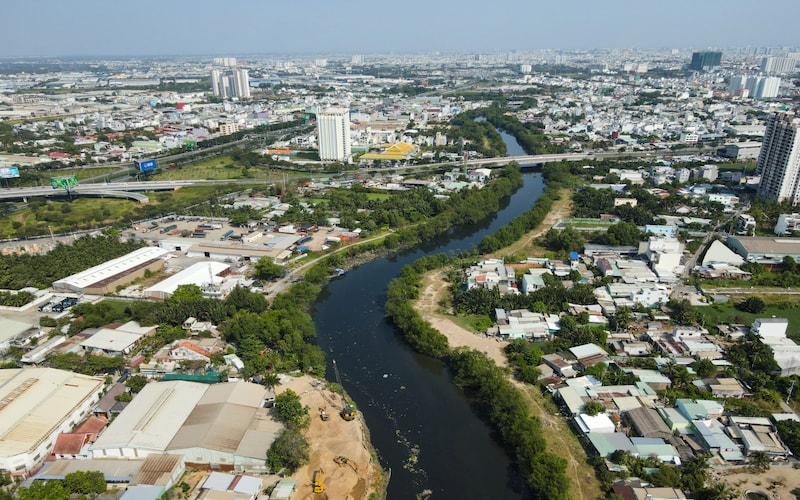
[90,381,281,473]
[0,368,104,477]
[52,247,169,294]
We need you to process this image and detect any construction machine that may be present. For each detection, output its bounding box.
[313,469,325,493]
[334,455,360,473]
[332,359,356,421]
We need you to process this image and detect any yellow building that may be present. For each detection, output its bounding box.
[360,142,418,162]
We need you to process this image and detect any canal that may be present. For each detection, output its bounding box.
[312,130,540,498]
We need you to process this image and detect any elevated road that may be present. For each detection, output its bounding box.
[0,149,703,203]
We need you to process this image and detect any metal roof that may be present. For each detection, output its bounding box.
[92,381,280,462]
[90,381,207,454]
[79,328,143,353]
[53,247,169,291]
[0,318,35,344]
[144,261,229,298]
[0,368,102,459]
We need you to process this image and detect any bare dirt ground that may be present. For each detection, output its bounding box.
[413,271,603,500]
[280,375,381,500]
[490,188,572,258]
[709,466,800,499]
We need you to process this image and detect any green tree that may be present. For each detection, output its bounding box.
[224,285,268,314]
[749,450,770,471]
[273,389,309,429]
[583,400,605,416]
[63,470,106,494]
[254,257,285,281]
[262,373,280,391]
[267,429,309,473]
[170,284,204,303]
[125,374,149,393]
[649,464,681,487]
[16,480,69,500]
[735,296,765,314]
[691,359,718,378]
[612,306,633,331]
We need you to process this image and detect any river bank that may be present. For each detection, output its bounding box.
[279,375,385,499]
[413,270,603,500]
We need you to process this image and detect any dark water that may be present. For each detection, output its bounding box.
[312,133,542,499]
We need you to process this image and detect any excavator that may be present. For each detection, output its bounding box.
[334,455,360,473]
[332,359,356,421]
[313,469,325,493]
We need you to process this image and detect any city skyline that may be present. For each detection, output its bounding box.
[3,0,800,58]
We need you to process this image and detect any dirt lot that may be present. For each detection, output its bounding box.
[709,466,800,499]
[279,375,381,500]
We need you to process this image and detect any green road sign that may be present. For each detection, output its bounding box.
[50,175,79,190]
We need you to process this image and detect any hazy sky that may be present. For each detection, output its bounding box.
[3,0,799,58]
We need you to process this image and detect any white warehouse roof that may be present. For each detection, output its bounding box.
[53,247,170,292]
[143,261,229,299]
[0,368,103,464]
[90,381,208,456]
[90,381,278,464]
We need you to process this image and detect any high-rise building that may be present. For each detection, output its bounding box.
[689,51,722,71]
[317,108,351,163]
[213,57,237,67]
[210,69,225,97]
[728,75,781,99]
[760,56,798,75]
[232,68,250,99]
[756,112,800,204]
[210,68,249,99]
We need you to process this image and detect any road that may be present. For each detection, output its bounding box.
[263,231,392,299]
[701,287,800,295]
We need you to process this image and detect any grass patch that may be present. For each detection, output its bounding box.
[48,167,122,181]
[450,313,494,334]
[519,385,603,500]
[0,198,137,238]
[696,297,800,338]
[151,158,245,180]
[0,185,245,238]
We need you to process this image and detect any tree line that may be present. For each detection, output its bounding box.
[385,254,571,499]
[0,234,145,289]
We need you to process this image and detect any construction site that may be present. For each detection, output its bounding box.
[279,375,383,500]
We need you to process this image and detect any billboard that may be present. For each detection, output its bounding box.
[0,167,20,179]
[134,159,158,172]
[51,175,79,190]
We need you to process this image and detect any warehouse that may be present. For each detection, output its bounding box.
[0,368,104,477]
[0,317,37,352]
[90,381,281,472]
[725,236,800,265]
[53,247,170,294]
[79,322,157,356]
[143,261,230,300]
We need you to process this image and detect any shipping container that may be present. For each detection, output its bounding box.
[221,230,234,240]
[160,224,178,234]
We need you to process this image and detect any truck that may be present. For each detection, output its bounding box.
[160,224,178,234]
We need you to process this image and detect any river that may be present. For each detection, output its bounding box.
[312,130,540,498]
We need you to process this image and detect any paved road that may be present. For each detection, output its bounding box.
[701,287,800,295]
